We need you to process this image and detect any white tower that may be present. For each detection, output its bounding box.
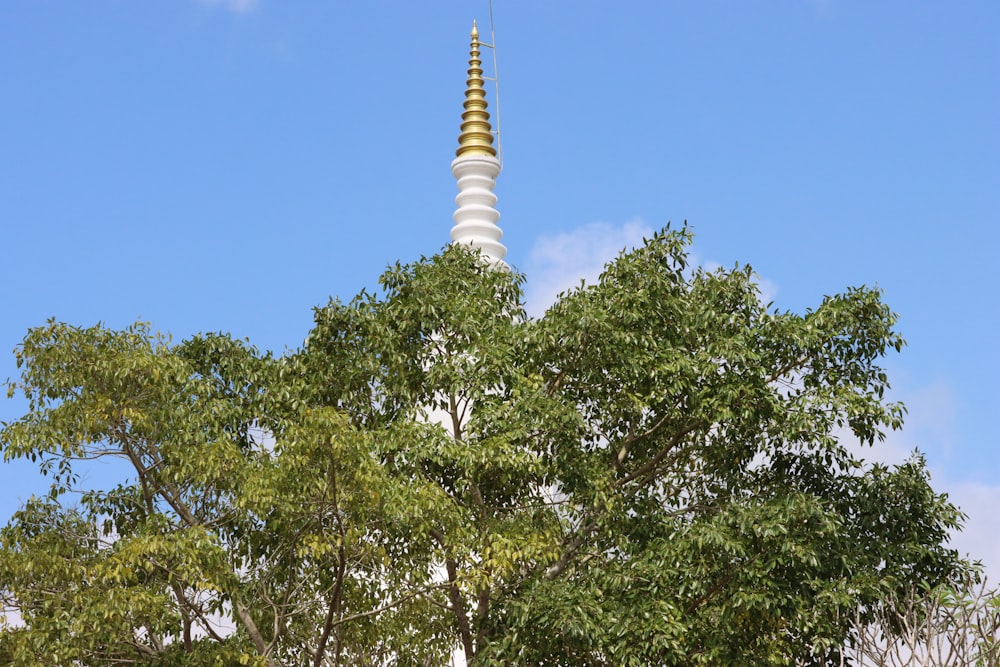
[451,21,506,266]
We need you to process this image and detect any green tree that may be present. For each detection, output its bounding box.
[1,227,965,665]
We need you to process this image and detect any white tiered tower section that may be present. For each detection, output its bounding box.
[451,22,506,267]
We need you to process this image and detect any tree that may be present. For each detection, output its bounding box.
[1,227,966,665]
[844,574,1000,666]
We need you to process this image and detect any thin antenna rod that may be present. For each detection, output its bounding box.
[487,0,503,165]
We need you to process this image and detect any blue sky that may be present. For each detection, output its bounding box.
[2,1,998,571]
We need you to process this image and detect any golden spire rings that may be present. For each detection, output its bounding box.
[456,20,497,158]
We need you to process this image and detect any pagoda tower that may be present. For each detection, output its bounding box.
[450,21,506,266]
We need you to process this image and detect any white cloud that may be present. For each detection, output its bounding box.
[838,379,999,580]
[755,276,779,308]
[523,220,654,317]
[946,481,1000,577]
[804,0,833,17]
[889,383,1000,577]
[839,381,958,470]
[893,380,959,460]
[523,219,778,316]
[196,0,258,14]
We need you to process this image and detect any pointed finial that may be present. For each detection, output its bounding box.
[456,20,496,157]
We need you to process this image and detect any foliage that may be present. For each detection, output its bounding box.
[0,227,966,665]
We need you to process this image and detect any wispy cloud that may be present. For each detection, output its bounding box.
[844,380,958,468]
[837,379,999,578]
[196,0,259,14]
[947,482,1000,575]
[523,219,778,316]
[523,220,654,317]
[804,0,833,18]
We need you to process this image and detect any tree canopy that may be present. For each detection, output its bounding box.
[0,227,966,666]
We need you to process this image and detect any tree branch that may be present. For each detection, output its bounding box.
[430,528,475,659]
[617,420,702,488]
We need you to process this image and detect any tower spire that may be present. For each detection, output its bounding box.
[451,21,506,265]
[456,21,496,158]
